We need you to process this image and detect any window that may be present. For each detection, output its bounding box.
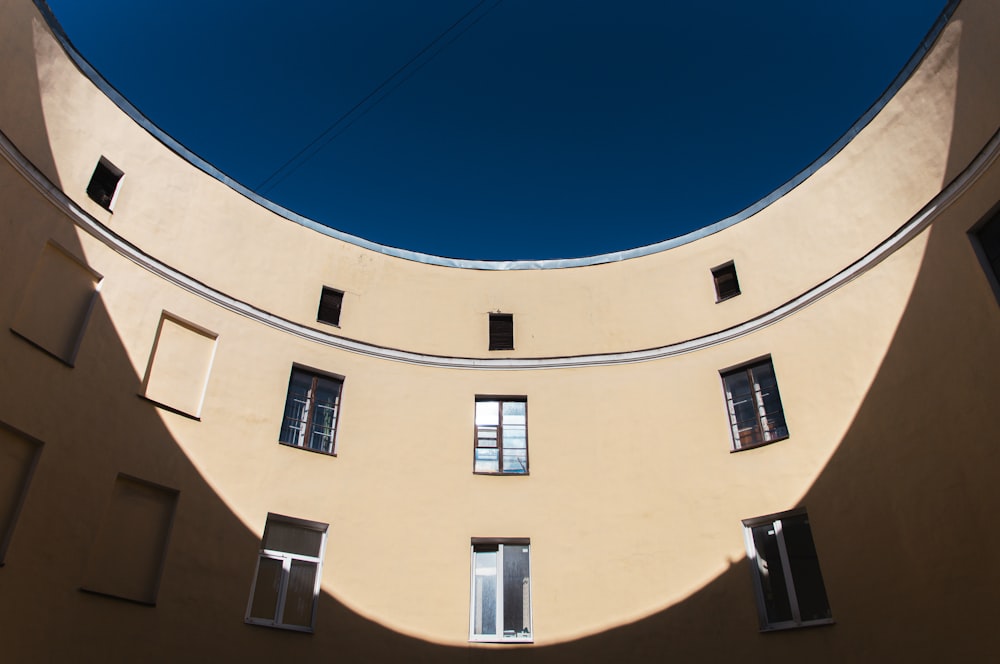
[489,313,514,350]
[474,398,527,474]
[712,261,741,301]
[86,157,124,211]
[721,358,788,450]
[972,209,1000,299]
[470,539,532,642]
[279,367,343,455]
[246,513,327,632]
[743,510,832,630]
[317,287,343,326]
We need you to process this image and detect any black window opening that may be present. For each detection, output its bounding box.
[278,368,343,455]
[712,261,741,302]
[317,287,344,326]
[86,157,124,211]
[721,358,788,450]
[973,210,1000,289]
[489,313,514,350]
[743,510,832,630]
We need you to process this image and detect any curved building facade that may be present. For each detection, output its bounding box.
[1,0,999,660]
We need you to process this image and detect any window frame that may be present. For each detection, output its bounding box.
[316,286,344,327]
[469,538,533,643]
[488,313,514,351]
[245,513,328,633]
[711,260,741,302]
[742,509,834,632]
[720,356,789,452]
[473,396,528,475]
[86,156,124,211]
[278,366,344,456]
[969,205,1000,304]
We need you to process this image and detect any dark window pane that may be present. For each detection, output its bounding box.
[317,287,343,326]
[502,545,531,637]
[249,556,283,621]
[283,560,318,627]
[713,263,741,300]
[782,515,831,622]
[751,524,793,625]
[489,314,514,350]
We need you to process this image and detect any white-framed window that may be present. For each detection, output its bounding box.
[742,510,832,631]
[246,513,328,632]
[278,366,343,455]
[721,357,788,451]
[474,397,528,474]
[469,539,532,643]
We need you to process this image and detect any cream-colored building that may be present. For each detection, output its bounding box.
[1,0,999,660]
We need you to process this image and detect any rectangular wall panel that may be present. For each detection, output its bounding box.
[82,475,179,604]
[142,313,218,418]
[0,423,42,564]
[11,242,101,364]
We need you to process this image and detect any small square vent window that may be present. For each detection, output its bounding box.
[488,313,514,351]
[86,157,124,211]
[712,262,741,302]
[317,287,344,326]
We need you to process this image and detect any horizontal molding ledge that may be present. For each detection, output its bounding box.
[2,128,997,370]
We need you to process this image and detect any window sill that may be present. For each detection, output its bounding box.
[469,637,534,644]
[315,319,341,329]
[715,293,741,303]
[137,394,201,421]
[10,328,76,367]
[730,435,789,453]
[245,618,314,634]
[279,441,337,457]
[79,587,156,607]
[473,471,529,476]
[759,618,835,633]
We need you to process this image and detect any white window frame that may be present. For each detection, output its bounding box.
[245,513,328,633]
[469,539,533,643]
[742,509,834,631]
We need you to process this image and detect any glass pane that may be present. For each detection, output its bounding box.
[473,550,498,636]
[751,523,793,625]
[476,401,500,426]
[263,520,324,557]
[282,560,319,627]
[248,556,282,621]
[501,401,525,423]
[782,515,832,622]
[502,545,531,637]
[502,448,528,474]
[475,448,499,473]
[476,426,498,448]
[279,371,313,446]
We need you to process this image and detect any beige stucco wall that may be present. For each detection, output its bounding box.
[1,0,999,661]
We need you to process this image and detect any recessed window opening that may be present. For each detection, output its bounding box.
[721,357,788,451]
[317,287,344,326]
[712,261,741,302]
[489,313,514,351]
[971,208,1000,301]
[470,539,532,643]
[279,367,343,455]
[474,397,528,475]
[86,157,124,211]
[743,510,832,631]
[246,513,327,632]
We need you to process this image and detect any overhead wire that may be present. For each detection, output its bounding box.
[255,0,505,194]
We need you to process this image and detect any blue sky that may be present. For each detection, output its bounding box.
[45,0,946,260]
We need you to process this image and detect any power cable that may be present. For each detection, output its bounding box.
[255,0,504,193]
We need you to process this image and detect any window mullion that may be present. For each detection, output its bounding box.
[302,376,318,448]
[773,519,801,624]
[273,556,292,625]
[497,401,505,473]
[495,544,505,637]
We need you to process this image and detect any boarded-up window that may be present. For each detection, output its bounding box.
[0,423,42,564]
[489,313,514,351]
[82,475,178,604]
[86,157,124,211]
[317,287,343,326]
[11,242,101,365]
[142,313,218,419]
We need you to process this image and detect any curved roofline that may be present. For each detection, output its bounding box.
[5,124,996,368]
[34,0,960,270]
